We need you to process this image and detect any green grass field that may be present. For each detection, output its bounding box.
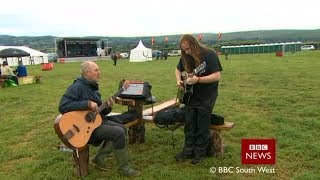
[0,51,319,179]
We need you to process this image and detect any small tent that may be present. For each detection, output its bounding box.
[0,46,48,66]
[129,40,152,62]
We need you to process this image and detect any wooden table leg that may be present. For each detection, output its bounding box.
[128,101,145,144]
[128,122,145,144]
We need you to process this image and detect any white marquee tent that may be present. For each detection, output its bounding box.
[0,46,48,66]
[129,40,152,62]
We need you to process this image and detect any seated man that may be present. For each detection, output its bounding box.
[58,61,140,177]
[15,61,28,77]
[0,61,19,85]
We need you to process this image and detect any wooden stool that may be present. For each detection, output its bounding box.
[73,145,89,177]
[34,76,42,83]
[0,78,7,88]
[208,122,235,157]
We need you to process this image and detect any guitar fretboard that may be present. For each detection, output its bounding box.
[96,87,125,114]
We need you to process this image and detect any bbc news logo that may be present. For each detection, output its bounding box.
[249,144,268,151]
[242,139,276,164]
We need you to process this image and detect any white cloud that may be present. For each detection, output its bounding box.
[0,0,319,36]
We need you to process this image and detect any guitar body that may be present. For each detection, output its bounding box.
[181,84,193,104]
[179,62,207,105]
[54,111,102,148]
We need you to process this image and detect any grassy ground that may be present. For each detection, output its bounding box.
[0,51,319,179]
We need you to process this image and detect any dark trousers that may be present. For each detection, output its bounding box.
[89,119,126,149]
[182,105,213,157]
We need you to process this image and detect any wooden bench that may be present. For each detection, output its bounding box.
[142,115,235,157]
[116,97,235,157]
[114,98,180,144]
[0,78,7,88]
[18,75,42,85]
[1,76,42,88]
[34,76,42,83]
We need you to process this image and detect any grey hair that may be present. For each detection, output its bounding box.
[80,61,92,76]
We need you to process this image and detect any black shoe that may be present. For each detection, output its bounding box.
[191,156,202,164]
[175,151,193,161]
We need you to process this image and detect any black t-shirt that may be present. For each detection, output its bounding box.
[177,51,222,107]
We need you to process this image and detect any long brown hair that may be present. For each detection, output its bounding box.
[179,34,213,73]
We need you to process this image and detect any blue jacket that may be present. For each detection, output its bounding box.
[16,65,27,77]
[59,77,111,117]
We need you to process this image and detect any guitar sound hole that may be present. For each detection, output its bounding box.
[85,112,96,123]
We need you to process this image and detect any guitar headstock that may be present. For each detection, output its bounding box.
[194,62,206,75]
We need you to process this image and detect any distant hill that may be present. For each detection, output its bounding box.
[1,29,319,52]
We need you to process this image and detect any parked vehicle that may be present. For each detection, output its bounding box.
[168,50,181,56]
[48,53,58,62]
[301,45,315,51]
[120,52,129,59]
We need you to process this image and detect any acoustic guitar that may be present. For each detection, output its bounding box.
[179,62,206,104]
[54,82,129,149]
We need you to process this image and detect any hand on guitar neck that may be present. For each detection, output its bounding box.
[186,74,200,85]
[88,98,115,112]
[89,80,129,113]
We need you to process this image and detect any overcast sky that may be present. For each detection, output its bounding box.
[0,0,319,37]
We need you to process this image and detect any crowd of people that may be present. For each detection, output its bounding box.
[57,34,222,177]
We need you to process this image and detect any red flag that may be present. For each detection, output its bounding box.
[151,37,155,46]
[217,33,222,40]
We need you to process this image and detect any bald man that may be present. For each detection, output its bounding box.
[59,61,140,177]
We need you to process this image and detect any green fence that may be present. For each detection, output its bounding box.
[221,42,302,55]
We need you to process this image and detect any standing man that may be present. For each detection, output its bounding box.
[59,61,140,177]
[175,34,222,164]
[111,52,118,66]
[225,50,229,60]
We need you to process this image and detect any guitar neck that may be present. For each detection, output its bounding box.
[97,87,125,114]
[190,71,196,77]
[193,62,206,76]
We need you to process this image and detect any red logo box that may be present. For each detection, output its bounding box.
[242,139,276,164]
